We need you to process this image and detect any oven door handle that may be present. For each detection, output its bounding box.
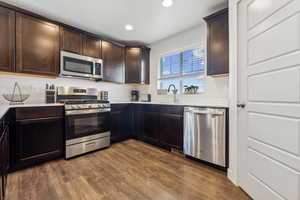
[65,108,111,116]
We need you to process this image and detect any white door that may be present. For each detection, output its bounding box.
[237,0,300,199]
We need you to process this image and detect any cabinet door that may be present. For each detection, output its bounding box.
[125,47,141,83]
[205,9,229,76]
[110,111,122,143]
[16,13,59,76]
[159,113,183,150]
[102,41,125,83]
[60,27,83,54]
[83,35,101,58]
[141,48,150,84]
[0,7,15,72]
[1,125,9,199]
[12,118,63,170]
[141,112,159,144]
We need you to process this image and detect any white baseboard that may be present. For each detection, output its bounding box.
[227,168,238,186]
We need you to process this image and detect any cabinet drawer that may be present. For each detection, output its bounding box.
[141,104,160,112]
[159,105,184,115]
[111,104,129,112]
[16,106,63,120]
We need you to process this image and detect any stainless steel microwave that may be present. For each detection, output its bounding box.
[60,51,103,80]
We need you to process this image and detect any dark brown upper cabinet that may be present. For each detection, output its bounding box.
[0,7,15,72]
[16,13,60,76]
[102,41,125,83]
[204,8,229,76]
[83,35,101,58]
[125,47,150,84]
[60,27,83,54]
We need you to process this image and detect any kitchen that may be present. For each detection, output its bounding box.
[1,0,299,200]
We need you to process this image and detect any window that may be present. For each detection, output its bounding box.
[158,47,205,94]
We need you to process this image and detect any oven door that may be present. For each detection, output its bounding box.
[65,110,110,141]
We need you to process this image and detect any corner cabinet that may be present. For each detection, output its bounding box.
[102,41,125,83]
[0,6,15,72]
[204,8,229,76]
[16,12,60,76]
[10,106,64,171]
[125,47,150,84]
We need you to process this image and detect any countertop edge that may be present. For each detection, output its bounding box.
[1,102,229,119]
[110,101,229,108]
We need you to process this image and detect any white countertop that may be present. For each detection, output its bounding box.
[110,101,229,108]
[0,103,64,119]
[0,101,228,119]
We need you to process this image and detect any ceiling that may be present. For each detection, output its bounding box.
[2,0,228,44]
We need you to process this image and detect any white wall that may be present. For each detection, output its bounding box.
[138,24,229,106]
[0,74,134,104]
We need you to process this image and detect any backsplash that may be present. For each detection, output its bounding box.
[0,74,135,104]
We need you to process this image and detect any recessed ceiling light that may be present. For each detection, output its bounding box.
[162,0,174,7]
[125,24,134,31]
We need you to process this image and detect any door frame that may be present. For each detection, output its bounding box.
[228,0,242,186]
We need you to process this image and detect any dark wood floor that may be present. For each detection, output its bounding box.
[6,140,250,200]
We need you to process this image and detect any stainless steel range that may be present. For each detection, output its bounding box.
[57,87,111,159]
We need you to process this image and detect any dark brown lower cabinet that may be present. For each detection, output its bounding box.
[129,104,183,151]
[0,112,10,200]
[110,104,132,143]
[159,113,183,151]
[141,112,160,144]
[10,107,64,171]
[110,110,122,143]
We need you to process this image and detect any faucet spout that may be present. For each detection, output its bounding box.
[167,84,178,103]
[167,84,176,93]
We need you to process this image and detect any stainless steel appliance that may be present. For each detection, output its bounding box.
[140,94,151,102]
[184,107,227,167]
[57,87,110,159]
[60,51,103,80]
[131,90,139,102]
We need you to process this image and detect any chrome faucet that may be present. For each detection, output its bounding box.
[168,84,178,103]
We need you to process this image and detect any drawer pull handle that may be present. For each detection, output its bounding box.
[85,142,96,146]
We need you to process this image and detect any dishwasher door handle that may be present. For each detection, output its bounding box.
[186,110,225,115]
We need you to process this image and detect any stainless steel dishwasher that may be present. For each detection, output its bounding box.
[184,107,226,167]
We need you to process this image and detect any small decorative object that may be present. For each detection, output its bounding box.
[184,85,199,94]
[2,82,30,105]
[157,89,168,95]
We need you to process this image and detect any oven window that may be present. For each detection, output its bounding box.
[66,112,110,139]
[64,56,93,74]
[74,116,99,135]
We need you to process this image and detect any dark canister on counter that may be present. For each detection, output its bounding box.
[131,90,139,102]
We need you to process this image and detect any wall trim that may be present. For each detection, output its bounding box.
[228,0,241,186]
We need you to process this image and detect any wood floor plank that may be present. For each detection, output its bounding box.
[6,140,251,200]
